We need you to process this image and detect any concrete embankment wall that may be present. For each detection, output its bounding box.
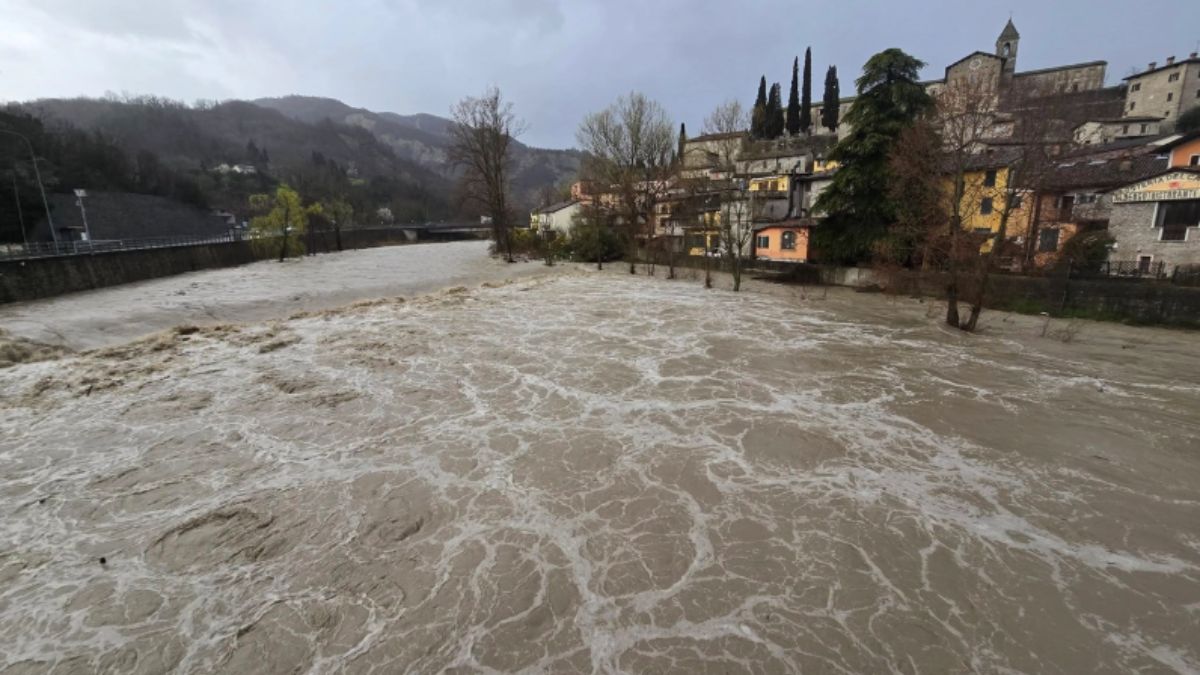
[0,229,481,305]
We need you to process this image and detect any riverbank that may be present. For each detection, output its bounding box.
[0,241,560,351]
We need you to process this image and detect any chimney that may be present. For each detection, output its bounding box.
[1191,52,1198,59]
[1149,61,1157,70]
[1166,56,1176,65]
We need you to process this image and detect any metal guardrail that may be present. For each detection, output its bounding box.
[0,224,491,262]
[0,233,242,261]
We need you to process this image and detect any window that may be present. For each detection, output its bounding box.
[1122,124,1130,134]
[983,169,997,187]
[1129,101,1136,111]
[781,230,796,250]
[1131,83,1141,92]
[1167,92,1174,101]
[1076,193,1098,205]
[1195,89,1200,99]
[1071,83,1079,92]
[980,197,994,215]
[1157,200,1200,241]
[1141,124,1149,133]
[1191,155,1200,167]
[1009,195,1024,210]
[1138,256,1153,273]
[1038,228,1060,252]
[756,234,770,249]
[1168,72,1180,82]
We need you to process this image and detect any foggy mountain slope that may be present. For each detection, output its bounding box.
[254,95,583,203]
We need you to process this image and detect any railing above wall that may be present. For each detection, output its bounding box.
[0,233,240,261]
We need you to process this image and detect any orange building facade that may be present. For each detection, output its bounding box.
[753,223,811,262]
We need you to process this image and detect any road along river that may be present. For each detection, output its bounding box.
[1,269,1199,673]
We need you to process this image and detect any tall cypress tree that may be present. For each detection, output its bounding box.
[822,66,841,132]
[786,57,802,136]
[751,76,768,139]
[677,122,687,163]
[766,83,784,139]
[800,47,813,134]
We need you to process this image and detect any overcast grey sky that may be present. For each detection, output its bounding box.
[3,0,1198,148]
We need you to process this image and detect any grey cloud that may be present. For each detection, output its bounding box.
[2,0,1198,148]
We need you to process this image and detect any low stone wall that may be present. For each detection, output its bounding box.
[807,265,1200,328]
[0,229,483,305]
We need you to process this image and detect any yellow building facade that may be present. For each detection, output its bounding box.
[951,166,1033,252]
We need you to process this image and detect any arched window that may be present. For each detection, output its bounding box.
[781,230,796,250]
[1002,42,1011,57]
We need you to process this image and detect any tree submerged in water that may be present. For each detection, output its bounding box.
[249,185,314,261]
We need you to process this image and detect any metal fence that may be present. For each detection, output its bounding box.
[0,233,241,261]
[1070,260,1169,280]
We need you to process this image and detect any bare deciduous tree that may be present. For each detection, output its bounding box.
[449,87,524,262]
[889,78,1060,331]
[703,100,753,291]
[576,92,674,274]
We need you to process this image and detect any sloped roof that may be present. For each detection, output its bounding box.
[1058,133,1180,159]
[532,200,579,215]
[999,18,1020,41]
[945,51,1002,73]
[687,131,746,143]
[1043,154,1167,191]
[1153,130,1200,153]
[1124,56,1200,80]
[1012,60,1107,79]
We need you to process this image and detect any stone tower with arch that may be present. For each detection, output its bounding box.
[996,18,1020,80]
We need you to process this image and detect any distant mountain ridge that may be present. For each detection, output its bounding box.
[252,95,581,204]
[12,95,579,217]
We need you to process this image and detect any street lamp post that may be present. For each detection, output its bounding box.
[0,128,57,246]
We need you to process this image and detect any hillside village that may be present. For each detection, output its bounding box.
[532,20,1200,280]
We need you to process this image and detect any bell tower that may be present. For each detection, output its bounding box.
[996,18,1020,78]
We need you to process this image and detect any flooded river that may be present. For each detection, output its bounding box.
[1,265,1199,673]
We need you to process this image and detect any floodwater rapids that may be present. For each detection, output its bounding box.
[1,255,1199,673]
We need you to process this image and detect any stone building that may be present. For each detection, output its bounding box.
[1028,154,1166,266]
[1073,117,1165,146]
[1107,169,1200,274]
[821,20,1118,143]
[1122,54,1200,130]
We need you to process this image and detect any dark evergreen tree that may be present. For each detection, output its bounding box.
[677,122,687,164]
[822,66,841,132]
[786,57,802,136]
[813,49,932,262]
[800,48,813,134]
[751,76,768,139]
[766,83,784,139]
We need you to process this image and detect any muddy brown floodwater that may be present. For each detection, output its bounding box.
[1,269,1199,674]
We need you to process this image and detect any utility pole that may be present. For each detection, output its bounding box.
[0,128,56,246]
